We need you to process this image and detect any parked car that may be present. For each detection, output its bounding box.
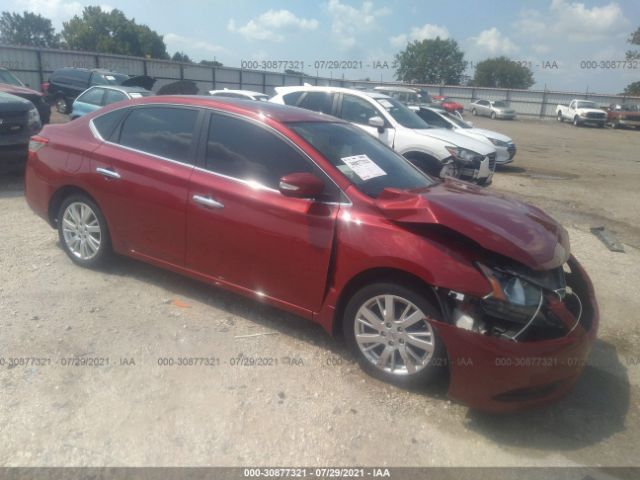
[0,66,50,124]
[413,106,516,165]
[70,86,153,119]
[556,100,606,127]
[606,103,640,129]
[0,91,42,172]
[24,95,597,412]
[432,95,464,113]
[470,99,517,120]
[208,89,269,101]
[373,85,438,108]
[270,86,496,185]
[45,67,155,114]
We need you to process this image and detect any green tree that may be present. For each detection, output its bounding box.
[61,6,168,58]
[626,26,640,60]
[172,51,192,63]
[623,81,640,96]
[199,59,223,67]
[394,38,466,85]
[0,11,60,48]
[471,56,534,89]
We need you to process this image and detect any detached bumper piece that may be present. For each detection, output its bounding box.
[433,256,598,412]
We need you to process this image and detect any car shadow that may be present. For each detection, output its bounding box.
[0,170,26,198]
[463,339,632,452]
[496,165,527,174]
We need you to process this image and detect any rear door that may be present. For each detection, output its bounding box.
[88,105,203,265]
[186,111,341,314]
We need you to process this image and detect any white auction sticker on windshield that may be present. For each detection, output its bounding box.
[340,154,387,181]
[105,75,116,81]
[129,93,143,98]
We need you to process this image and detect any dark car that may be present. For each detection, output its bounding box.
[46,67,155,114]
[0,91,42,172]
[25,96,597,412]
[0,67,51,124]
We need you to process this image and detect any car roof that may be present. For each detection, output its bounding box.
[373,85,417,93]
[114,95,343,123]
[274,85,391,100]
[209,89,268,96]
[88,85,150,94]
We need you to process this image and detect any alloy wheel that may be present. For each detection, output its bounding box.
[353,294,435,376]
[61,202,102,260]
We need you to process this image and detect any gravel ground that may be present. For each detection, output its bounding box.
[0,112,639,467]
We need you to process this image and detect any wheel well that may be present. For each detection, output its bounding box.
[47,186,97,227]
[332,267,443,336]
[402,151,442,177]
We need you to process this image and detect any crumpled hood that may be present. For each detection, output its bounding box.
[412,128,495,156]
[0,83,43,97]
[375,178,570,270]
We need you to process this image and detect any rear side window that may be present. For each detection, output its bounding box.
[204,113,314,189]
[282,91,303,105]
[103,89,127,105]
[93,108,129,141]
[118,107,199,164]
[77,88,105,106]
[298,92,333,114]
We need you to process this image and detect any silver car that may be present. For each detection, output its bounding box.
[470,99,516,120]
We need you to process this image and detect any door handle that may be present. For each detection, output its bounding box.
[192,194,224,209]
[96,167,121,179]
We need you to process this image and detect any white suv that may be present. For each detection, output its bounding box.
[270,86,496,184]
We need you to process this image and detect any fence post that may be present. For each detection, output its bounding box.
[540,86,547,119]
[239,69,243,89]
[212,66,216,90]
[36,50,44,88]
[179,63,184,81]
[262,72,267,94]
[95,55,100,69]
[143,59,148,77]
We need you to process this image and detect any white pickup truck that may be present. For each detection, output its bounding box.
[556,99,606,127]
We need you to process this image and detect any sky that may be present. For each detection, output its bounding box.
[4,0,640,93]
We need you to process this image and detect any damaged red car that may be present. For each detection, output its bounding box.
[24,96,598,412]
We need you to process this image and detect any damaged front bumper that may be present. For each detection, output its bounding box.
[432,256,598,412]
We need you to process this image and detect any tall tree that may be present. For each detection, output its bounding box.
[0,11,60,48]
[626,26,640,60]
[394,38,466,85]
[471,56,534,89]
[62,6,168,59]
[172,51,192,63]
[623,81,640,96]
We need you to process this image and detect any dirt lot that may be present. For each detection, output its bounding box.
[0,112,639,467]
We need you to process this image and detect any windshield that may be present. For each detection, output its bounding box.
[493,101,509,108]
[289,121,435,198]
[445,112,471,128]
[374,96,430,129]
[577,101,598,109]
[0,69,25,86]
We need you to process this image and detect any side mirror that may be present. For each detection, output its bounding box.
[278,172,325,199]
[368,116,385,129]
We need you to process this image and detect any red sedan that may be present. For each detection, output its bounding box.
[433,95,464,114]
[25,96,597,412]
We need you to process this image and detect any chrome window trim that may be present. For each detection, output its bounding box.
[88,103,352,206]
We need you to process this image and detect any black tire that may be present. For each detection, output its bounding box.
[490,111,496,120]
[343,282,447,387]
[557,111,563,122]
[57,194,112,268]
[403,153,443,178]
[573,116,581,127]
[55,96,69,114]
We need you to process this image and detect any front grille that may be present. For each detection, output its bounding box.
[487,153,496,171]
[586,112,605,119]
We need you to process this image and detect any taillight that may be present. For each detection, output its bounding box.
[40,82,49,93]
[29,136,49,154]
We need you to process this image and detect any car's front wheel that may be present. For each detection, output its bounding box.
[58,194,111,268]
[55,96,69,114]
[471,108,477,116]
[343,282,446,387]
[490,111,496,119]
[557,111,563,122]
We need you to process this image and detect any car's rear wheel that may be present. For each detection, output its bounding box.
[55,96,69,114]
[557,111,563,122]
[343,282,446,387]
[573,116,581,127]
[58,195,111,268]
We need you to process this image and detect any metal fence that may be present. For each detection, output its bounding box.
[2,44,639,118]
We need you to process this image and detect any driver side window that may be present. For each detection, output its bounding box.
[340,94,379,125]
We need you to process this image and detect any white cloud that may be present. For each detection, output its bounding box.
[164,33,225,55]
[550,0,627,41]
[389,23,449,47]
[327,0,391,49]
[472,27,518,54]
[227,9,318,43]
[16,0,83,27]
